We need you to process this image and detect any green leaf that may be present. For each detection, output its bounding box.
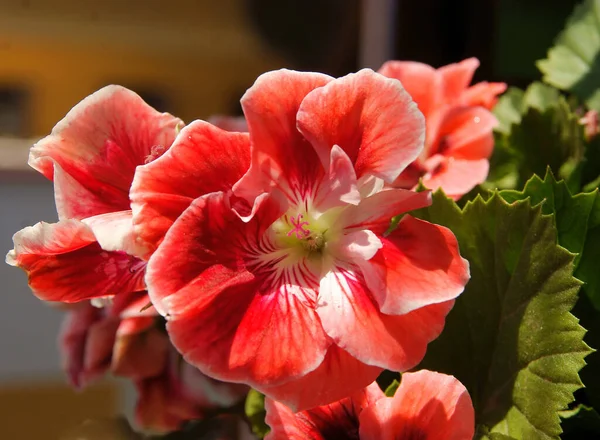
[482,434,517,440]
[537,0,600,110]
[384,379,400,397]
[245,389,270,438]
[502,97,585,191]
[494,87,525,135]
[498,172,600,422]
[523,82,561,113]
[414,191,590,439]
[499,170,600,306]
[488,88,584,192]
[493,82,560,136]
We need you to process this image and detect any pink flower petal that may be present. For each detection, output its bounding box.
[421,158,489,200]
[359,370,475,440]
[340,188,432,235]
[53,162,121,221]
[59,303,112,388]
[82,210,148,258]
[377,61,440,119]
[461,81,507,109]
[6,220,146,303]
[260,345,382,412]
[312,145,361,212]
[357,215,470,315]
[80,311,120,385]
[437,58,480,104]
[29,85,182,219]
[111,290,156,318]
[130,120,251,255]
[333,230,382,262]
[317,268,454,372]
[265,382,384,439]
[436,106,498,160]
[146,192,329,387]
[297,69,425,184]
[112,319,169,380]
[235,69,332,203]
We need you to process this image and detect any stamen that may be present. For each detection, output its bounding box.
[145,145,167,164]
[287,214,311,239]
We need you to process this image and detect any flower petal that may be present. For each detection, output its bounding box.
[59,303,115,388]
[333,230,382,262]
[146,192,329,387]
[437,58,480,104]
[111,290,156,318]
[317,268,454,372]
[82,210,148,258]
[297,69,425,183]
[112,319,169,379]
[359,370,475,440]
[421,158,490,200]
[377,61,440,119]
[265,382,384,440]
[357,215,470,315]
[29,85,182,219]
[437,106,498,160]
[312,145,361,213]
[159,271,330,388]
[130,120,251,255]
[6,220,146,303]
[234,69,333,203]
[260,345,382,412]
[461,81,507,109]
[339,188,432,235]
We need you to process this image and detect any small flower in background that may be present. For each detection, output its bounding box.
[379,58,506,199]
[580,109,599,141]
[59,291,159,389]
[265,370,474,440]
[135,348,249,433]
[60,292,249,433]
[138,68,470,411]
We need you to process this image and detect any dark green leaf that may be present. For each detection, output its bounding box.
[499,170,600,306]
[492,97,586,191]
[498,172,600,423]
[414,191,590,439]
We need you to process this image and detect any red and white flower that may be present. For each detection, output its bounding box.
[265,370,475,440]
[6,85,183,303]
[137,69,470,411]
[379,58,506,199]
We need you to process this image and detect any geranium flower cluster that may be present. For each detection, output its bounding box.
[6,59,504,437]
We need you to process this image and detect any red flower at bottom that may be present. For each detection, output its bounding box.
[265,370,474,440]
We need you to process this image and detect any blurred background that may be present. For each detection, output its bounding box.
[0,0,582,438]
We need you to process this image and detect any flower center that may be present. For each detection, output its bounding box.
[271,209,331,256]
[287,214,311,239]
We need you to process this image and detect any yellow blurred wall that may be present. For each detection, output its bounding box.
[0,0,282,135]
